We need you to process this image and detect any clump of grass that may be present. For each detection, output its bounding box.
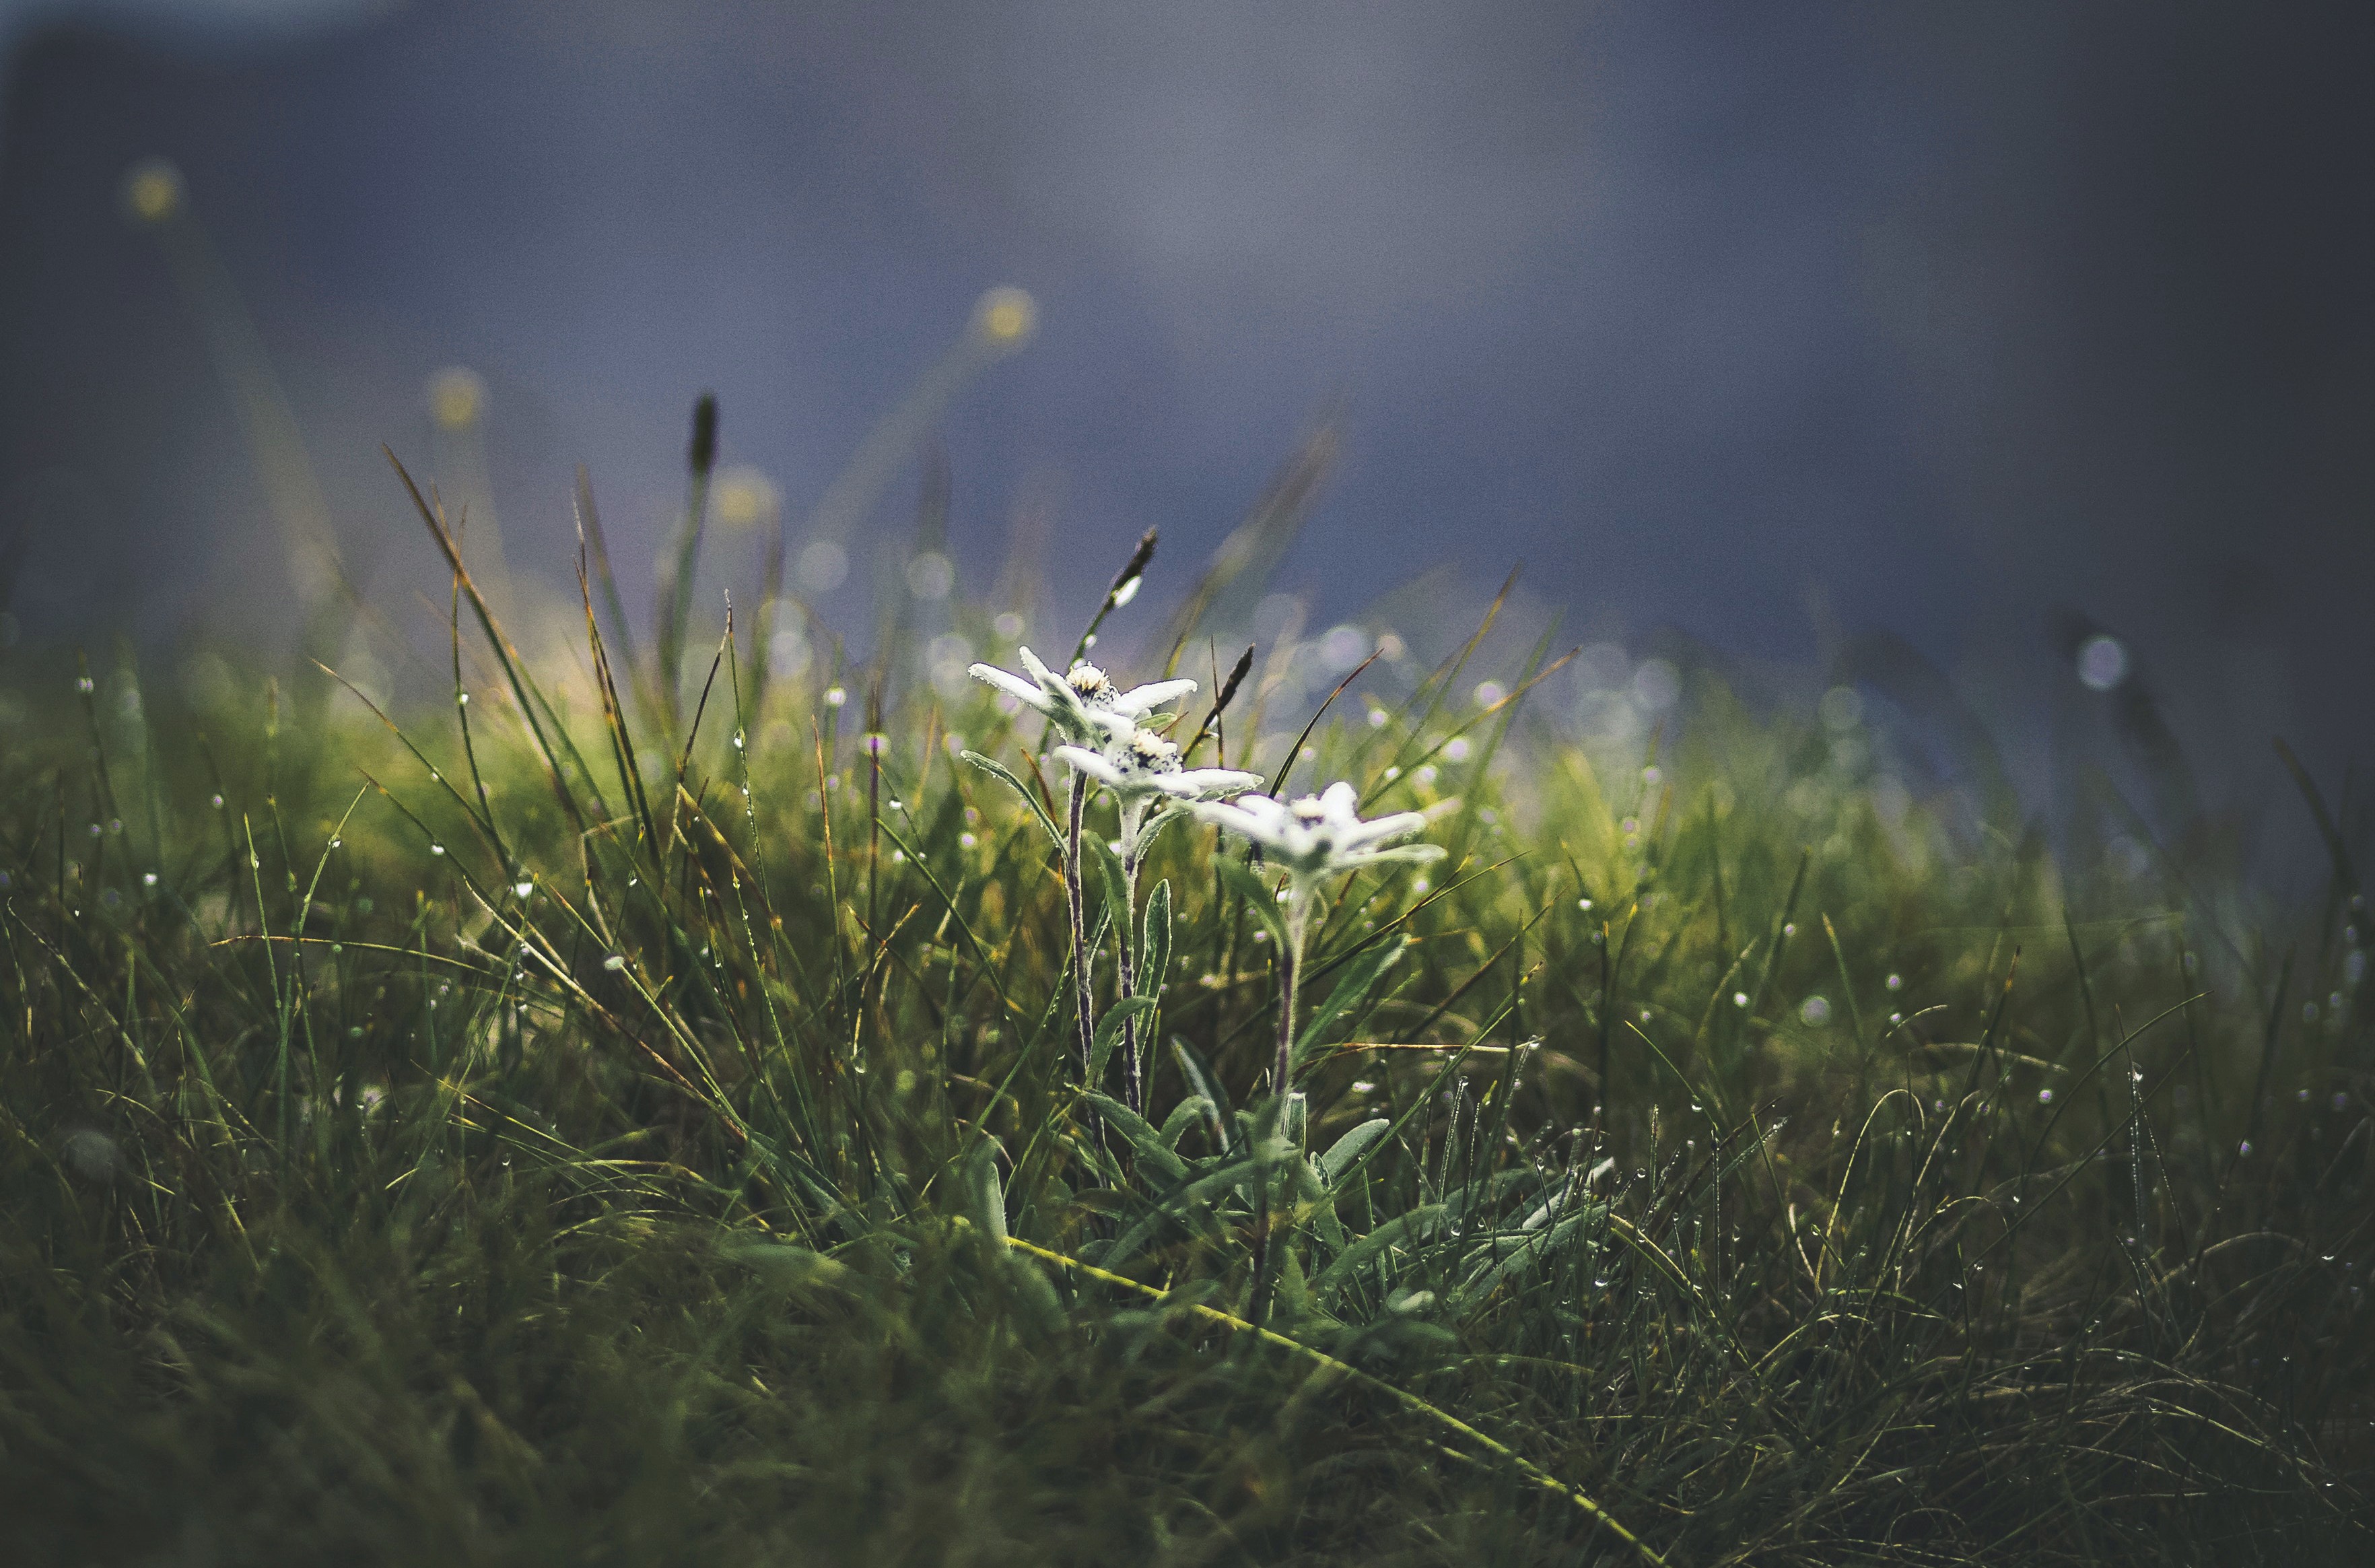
[0,430,2369,1566]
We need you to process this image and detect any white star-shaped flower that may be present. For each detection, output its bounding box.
[968,645,1198,747]
[1189,781,1445,886]
[1052,720,1261,805]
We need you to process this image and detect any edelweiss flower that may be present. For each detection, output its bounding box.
[1190,781,1445,887]
[969,646,1198,747]
[1053,720,1261,805]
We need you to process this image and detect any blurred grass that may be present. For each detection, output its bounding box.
[0,445,2370,1566]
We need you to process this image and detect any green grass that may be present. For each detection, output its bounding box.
[1,460,2370,1565]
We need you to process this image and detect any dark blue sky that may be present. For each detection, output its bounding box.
[2,1,2371,838]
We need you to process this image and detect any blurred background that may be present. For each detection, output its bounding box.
[0,0,2369,884]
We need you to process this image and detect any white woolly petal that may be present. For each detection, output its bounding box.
[1080,707,1139,745]
[1220,794,1295,833]
[1109,678,1198,715]
[1016,645,1056,686]
[969,664,1048,709]
[1053,745,1127,787]
[1159,768,1264,799]
[1187,799,1272,840]
[1339,809,1429,849]
[1318,780,1361,817]
[1340,844,1446,870]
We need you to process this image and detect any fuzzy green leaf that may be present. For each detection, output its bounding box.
[1315,1117,1392,1188]
[1293,935,1409,1072]
[960,750,1064,852]
[1213,854,1289,947]
[1080,1091,1190,1186]
[1088,996,1157,1084]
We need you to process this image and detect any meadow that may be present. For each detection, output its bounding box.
[1,421,2368,1565]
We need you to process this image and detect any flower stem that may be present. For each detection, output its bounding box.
[1117,803,1146,1116]
[1251,888,1311,1334]
[1273,891,1311,1098]
[1064,772,1100,1144]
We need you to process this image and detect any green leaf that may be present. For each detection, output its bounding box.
[961,751,1064,851]
[1315,1117,1392,1188]
[997,1248,1067,1334]
[1293,935,1409,1072]
[1085,826,1129,928]
[1171,1039,1235,1153]
[1311,1202,1449,1307]
[1307,1162,1350,1252]
[961,1137,1008,1244]
[1080,1091,1189,1185]
[722,1241,854,1295]
[1138,877,1173,1013]
[1214,854,1288,947]
[1454,1203,1608,1311]
[1087,996,1157,1084]
[1159,1095,1212,1151]
[1321,1043,1478,1196]
[1129,800,1183,862]
[1273,1242,1314,1326]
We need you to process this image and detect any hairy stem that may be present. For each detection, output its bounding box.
[1274,891,1311,1098]
[1251,887,1313,1334]
[1065,772,1101,1152]
[1117,800,1146,1116]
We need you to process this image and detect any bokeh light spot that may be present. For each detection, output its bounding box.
[426,366,486,430]
[975,285,1037,345]
[799,541,850,592]
[121,158,183,224]
[2076,634,2129,691]
[713,465,779,529]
